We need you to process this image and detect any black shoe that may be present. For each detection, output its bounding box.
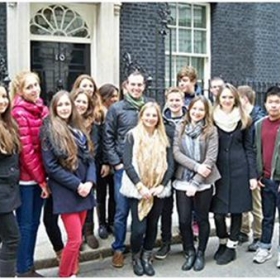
[155,243,170,260]
[182,250,196,271]
[193,250,205,271]
[248,238,260,252]
[213,244,226,260]
[238,232,249,244]
[216,247,236,265]
[98,225,109,239]
[107,224,114,234]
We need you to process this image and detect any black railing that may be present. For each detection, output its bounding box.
[146,80,275,110]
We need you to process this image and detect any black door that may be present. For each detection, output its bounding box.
[31,41,90,105]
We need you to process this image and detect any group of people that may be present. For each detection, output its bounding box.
[0,65,279,278]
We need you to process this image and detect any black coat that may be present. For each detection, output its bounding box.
[0,153,21,213]
[211,122,257,214]
[103,97,153,167]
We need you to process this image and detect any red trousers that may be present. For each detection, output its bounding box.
[59,211,87,277]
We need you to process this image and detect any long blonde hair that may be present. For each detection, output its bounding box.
[48,90,93,171]
[213,83,251,129]
[10,71,40,101]
[0,85,21,154]
[133,102,169,188]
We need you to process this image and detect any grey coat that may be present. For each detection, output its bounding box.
[173,123,221,187]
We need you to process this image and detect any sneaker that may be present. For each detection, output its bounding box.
[155,243,171,260]
[253,248,272,264]
[238,232,249,244]
[277,252,280,268]
[112,251,124,268]
[98,225,109,239]
[248,238,260,252]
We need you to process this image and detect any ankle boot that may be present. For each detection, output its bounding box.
[214,244,226,260]
[132,252,144,276]
[216,247,236,265]
[0,259,16,277]
[193,250,205,271]
[182,250,196,271]
[141,250,155,276]
[83,222,99,249]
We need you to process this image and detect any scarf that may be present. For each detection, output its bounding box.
[213,106,241,132]
[124,93,145,110]
[183,121,204,181]
[133,126,168,221]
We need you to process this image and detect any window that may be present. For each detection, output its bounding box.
[30,5,90,38]
[165,2,210,87]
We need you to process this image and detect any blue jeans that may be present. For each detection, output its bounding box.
[112,169,130,252]
[16,184,44,274]
[259,178,280,249]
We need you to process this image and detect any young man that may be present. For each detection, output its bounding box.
[252,86,280,268]
[155,87,187,260]
[104,70,153,268]
[238,85,266,251]
[209,77,225,104]
[177,66,202,108]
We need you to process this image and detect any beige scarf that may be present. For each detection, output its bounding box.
[133,126,168,221]
[213,106,241,132]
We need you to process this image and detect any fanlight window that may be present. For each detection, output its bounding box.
[30,5,90,38]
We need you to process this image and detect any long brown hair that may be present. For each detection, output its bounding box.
[214,83,251,129]
[0,85,21,154]
[71,74,104,123]
[48,90,93,171]
[181,95,214,138]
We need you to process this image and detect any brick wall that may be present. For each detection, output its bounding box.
[211,3,280,83]
[119,2,166,93]
[0,3,7,62]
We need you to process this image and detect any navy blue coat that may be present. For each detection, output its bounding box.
[41,136,96,215]
[0,153,21,213]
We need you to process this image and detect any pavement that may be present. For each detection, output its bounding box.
[34,209,217,271]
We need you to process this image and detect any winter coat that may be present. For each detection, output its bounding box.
[173,123,221,186]
[41,125,96,215]
[211,122,257,214]
[103,96,153,167]
[0,153,21,213]
[162,106,187,145]
[184,84,203,108]
[12,95,49,185]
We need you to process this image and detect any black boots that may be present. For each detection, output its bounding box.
[141,250,155,276]
[193,250,205,271]
[214,244,227,260]
[132,252,144,276]
[182,250,196,271]
[216,247,236,265]
[83,222,99,249]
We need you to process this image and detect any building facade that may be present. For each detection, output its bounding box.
[0,2,280,103]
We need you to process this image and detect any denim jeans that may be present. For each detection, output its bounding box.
[111,169,130,252]
[259,178,280,249]
[16,184,44,274]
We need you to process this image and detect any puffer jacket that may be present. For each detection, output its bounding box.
[12,95,49,186]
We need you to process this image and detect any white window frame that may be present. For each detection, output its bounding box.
[165,2,210,87]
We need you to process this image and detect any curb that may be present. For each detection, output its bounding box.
[34,228,216,270]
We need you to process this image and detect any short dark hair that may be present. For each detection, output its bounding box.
[264,86,280,103]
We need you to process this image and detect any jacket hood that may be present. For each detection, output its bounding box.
[162,105,187,125]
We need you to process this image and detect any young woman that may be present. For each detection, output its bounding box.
[211,83,258,265]
[120,102,174,277]
[40,90,96,277]
[96,83,119,238]
[0,85,21,277]
[11,71,49,277]
[172,96,221,271]
[71,74,104,247]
